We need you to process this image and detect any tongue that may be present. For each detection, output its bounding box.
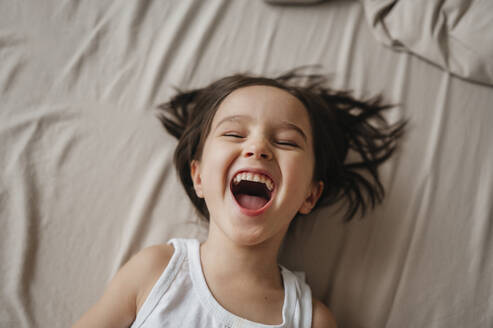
[236,194,268,210]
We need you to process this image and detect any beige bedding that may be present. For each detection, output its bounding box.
[362,0,493,86]
[1,1,493,327]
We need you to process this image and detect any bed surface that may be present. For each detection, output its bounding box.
[1,1,492,327]
[362,0,493,86]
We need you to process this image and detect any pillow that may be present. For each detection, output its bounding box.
[361,0,493,86]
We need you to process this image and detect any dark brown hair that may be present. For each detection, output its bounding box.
[156,68,406,222]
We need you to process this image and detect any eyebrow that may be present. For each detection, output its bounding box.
[215,115,307,142]
[215,115,251,129]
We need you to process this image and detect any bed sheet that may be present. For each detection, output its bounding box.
[1,1,492,327]
[361,0,493,86]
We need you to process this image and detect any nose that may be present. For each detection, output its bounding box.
[243,137,272,160]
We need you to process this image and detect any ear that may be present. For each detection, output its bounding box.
[298,181,324,215]
[190,160,204,198]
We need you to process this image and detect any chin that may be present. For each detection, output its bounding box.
[228,226,269,247]
[229,223,287,249]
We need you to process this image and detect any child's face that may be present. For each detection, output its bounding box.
[191,85,323,246]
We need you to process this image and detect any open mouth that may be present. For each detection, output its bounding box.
[230,172,274,212]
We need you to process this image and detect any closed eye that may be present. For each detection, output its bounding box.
[276,141,298,147]
[223,133,244,139]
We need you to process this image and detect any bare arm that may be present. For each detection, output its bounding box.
[312,298,338,328]
[72,244,174,328]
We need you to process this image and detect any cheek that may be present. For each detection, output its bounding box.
[203,141,233,167]
[287,153,316,189]
[283,157,310,185]
[200,142,236,188]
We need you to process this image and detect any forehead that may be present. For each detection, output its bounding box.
[213,85,311,131]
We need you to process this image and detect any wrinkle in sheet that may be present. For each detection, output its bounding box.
[209,0,272,73]
[127,0,154,35]
[54,0,82,21]
[311,13,339,64]
[136,1,203,108]
[447,34,493,86]
[57,20,109,92]
[445,0,474,29]
[0,108,81,275]
[383,54,411,196]
[363,0,398,37]
[49,1,122,99]
[238,4,279,73]
[182,1,232,83]
[382,169,434,327]
[1,124,55,327]
[2,112,52,174]
[470,163,493,295]
[0,56,24,95]
[0,30,26,49]
[401,2,449,68]
[1,109,80,166]
[362,0,493,86]
[101,59,137,103]
[418,74,450,183]
[256,7,282,73]
[6,178,40,328]
[0,31,26,99]
[334,5,363,88]
[120,0,171,59]
[111,152,174,273]
[435,11,450,69]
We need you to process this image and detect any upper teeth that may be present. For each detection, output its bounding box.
[233,172,274,191]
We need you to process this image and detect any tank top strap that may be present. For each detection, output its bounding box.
[130,238,188,328]
[279,266,313,327]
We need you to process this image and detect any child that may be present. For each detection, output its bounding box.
[73,68,406,328]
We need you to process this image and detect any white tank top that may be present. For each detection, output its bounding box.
[130,238,312,328]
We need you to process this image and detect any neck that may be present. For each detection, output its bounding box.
[200,222,287,289]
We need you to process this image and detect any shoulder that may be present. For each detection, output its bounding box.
[132,243,175,271]
[101,243,175,311]
[312,297,338,328]
[120,243,175,287]
[72,244,175,327]
[132,244,175,309]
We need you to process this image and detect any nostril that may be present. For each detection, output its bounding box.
[244,150,270,159]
